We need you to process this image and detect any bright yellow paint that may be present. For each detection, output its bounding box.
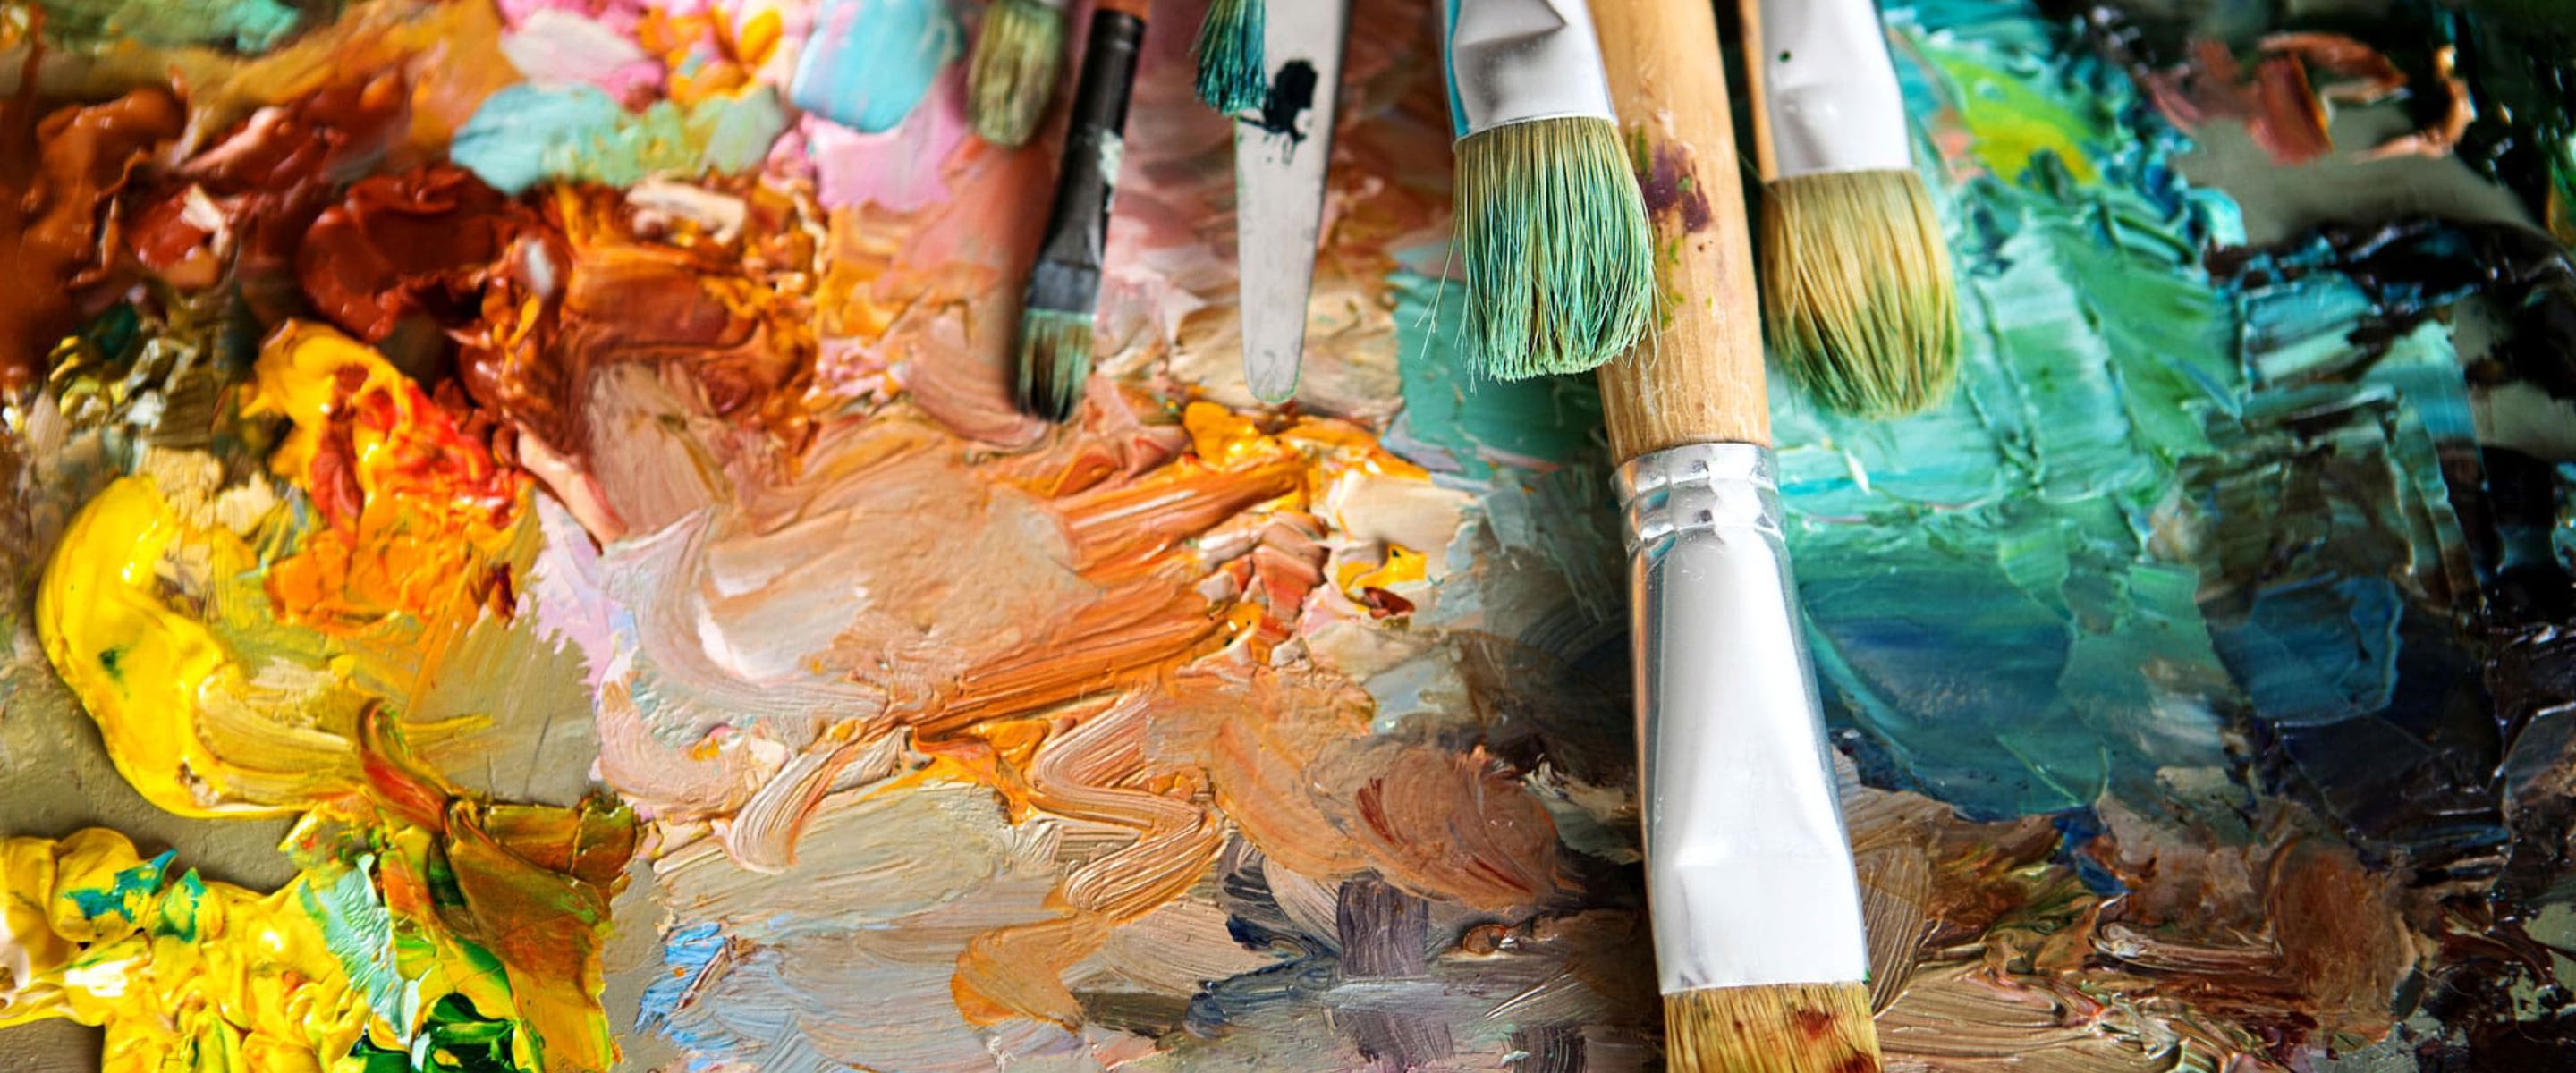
[0,830,374,1073]
[35,476,359,817]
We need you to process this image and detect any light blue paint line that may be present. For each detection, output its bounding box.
[638,921,728,1032]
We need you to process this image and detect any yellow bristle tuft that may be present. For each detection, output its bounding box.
[1664,981,1883,1073]
[1759,168,1959,419]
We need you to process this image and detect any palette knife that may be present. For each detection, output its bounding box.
[1233,0,1352,403]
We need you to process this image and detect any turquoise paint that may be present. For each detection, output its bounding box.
[1385,268,1601,481]
[64,849,174,923]
[789,0,962,134]
[452,84,788,196]
[1762,3,2487,818]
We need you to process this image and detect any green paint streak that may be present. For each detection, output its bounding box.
[1916,31,2116,185]
[65,849,174,923]
[154,869,206,942]
[37,0,300,53]
[452,85,789,197]
[345,995,521,1073]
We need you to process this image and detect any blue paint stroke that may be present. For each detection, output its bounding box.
[790,0,962,135]
[637,921,726,1033]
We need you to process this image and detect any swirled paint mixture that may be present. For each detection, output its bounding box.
[3,0,2574,1070]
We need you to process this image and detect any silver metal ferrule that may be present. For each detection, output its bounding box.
[1621,443,1869,993]
[1443,0,1618,137]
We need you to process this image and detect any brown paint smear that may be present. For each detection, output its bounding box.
[0,86,182,386]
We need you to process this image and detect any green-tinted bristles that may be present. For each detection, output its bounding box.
[1453,116,1657,380]
[1192,0,1267,114]
[967,0,1067,147]
[1760,168,1961,418]
[1014,308,1094,422]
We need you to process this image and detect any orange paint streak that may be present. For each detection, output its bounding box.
[952,696,1226,1027]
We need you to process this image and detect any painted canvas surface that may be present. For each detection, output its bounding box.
[1,0,2572,1069]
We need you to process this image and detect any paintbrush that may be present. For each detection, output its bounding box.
[968,0,1071,147]
[1741,0,1958,418]
[1443,0,1654,380]
[1231,0,1349,402]
[1194,0,1267,114]
[1013,0,1149,423]
[1588,1,1883,1070]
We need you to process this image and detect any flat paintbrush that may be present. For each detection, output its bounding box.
[1013,0,1149,423]
[967,0,1071,147]
[1443,0,1655,380]
[1589,0,1883,1070]
[1741,0,1959,417]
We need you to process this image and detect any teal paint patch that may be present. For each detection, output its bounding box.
[65,849,175,923]
[452,84,788,195]
[790,0,962,134]
[1385,269,1601,481]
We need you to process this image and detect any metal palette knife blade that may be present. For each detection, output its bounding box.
[1233,0,1351,403]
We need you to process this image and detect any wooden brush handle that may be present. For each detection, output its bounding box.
[1734,0,1777,182]
[1590,0,1768,460]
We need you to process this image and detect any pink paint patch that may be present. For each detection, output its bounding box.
[525,494,621,689]
[496,0,647,37]
[801,72,971,214]
[499,9,666,103]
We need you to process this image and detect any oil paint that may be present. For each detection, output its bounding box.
[2,0,2572,1070]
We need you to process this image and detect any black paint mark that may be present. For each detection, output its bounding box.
[1248,59,1319,142]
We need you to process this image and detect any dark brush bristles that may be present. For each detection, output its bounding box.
[1013,7,1142,423]
[1192,0,1266,113]
[1760,168,1960,418]
[966,0,1066,147]
[1015,260,1099,422]
[1453,115,1656,380]
[1665,982,1882,1073]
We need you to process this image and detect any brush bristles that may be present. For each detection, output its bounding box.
[1192,0,1267,114]
[1665,982,1882,1073]
[1014,307,1094,422]
[1454,116,1656,380]
[967,0,1066,147]
[1760,169,1960,418]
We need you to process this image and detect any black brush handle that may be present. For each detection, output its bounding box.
[1029,8,1146,301]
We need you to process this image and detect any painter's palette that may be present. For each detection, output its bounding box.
[1,1,2572,1070]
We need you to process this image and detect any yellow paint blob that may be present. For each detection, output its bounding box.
[36,476,362,817]
[1335,545,1428,598]
[0,830,374,1072]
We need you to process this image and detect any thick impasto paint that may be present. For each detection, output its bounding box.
[2,0,2572,1070]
